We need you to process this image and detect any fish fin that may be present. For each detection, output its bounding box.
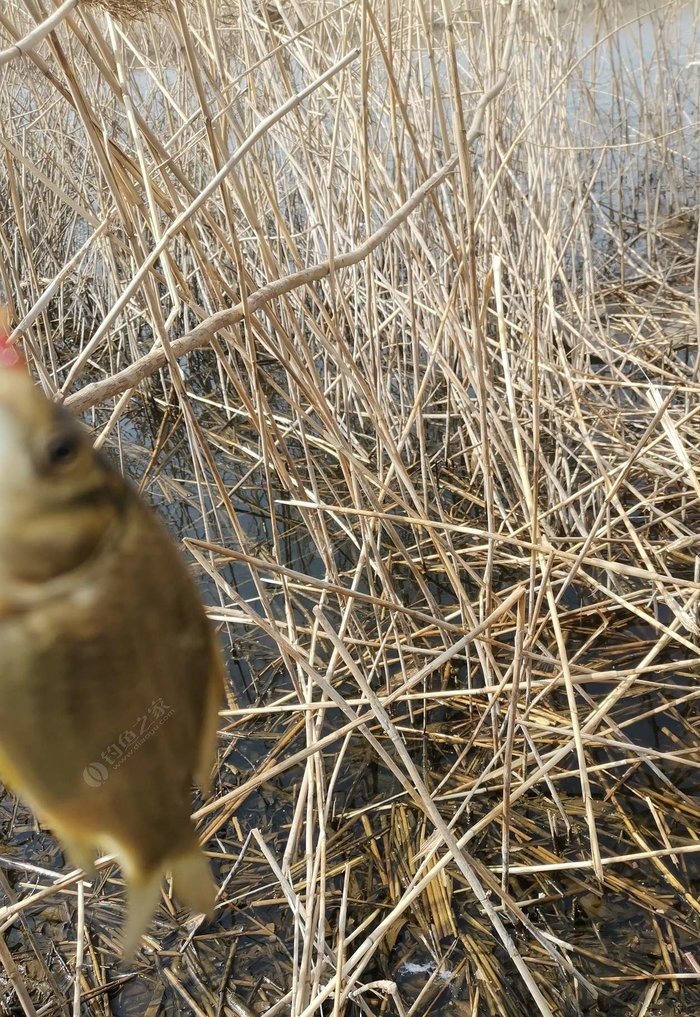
[114,840,214,957]
[170,846,216,918]
[56,829,96,877]
[121,868,163,960]
[195,634,224,794]
[0,745,23,795]
[0,752,97,879]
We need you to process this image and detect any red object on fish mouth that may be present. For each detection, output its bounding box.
[0,318,24,369]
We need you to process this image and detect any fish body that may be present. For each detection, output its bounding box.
[0,331,222,953]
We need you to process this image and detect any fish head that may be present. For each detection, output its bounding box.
[0,323,124,583]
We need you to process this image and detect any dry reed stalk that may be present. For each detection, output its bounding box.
[0,0,699,1014]
[83,0,170,18]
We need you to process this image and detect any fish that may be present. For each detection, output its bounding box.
[0,316,223,955]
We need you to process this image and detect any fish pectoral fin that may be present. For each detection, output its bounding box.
[170,846,216,918]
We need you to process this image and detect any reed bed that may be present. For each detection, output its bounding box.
[0,0,699,1014]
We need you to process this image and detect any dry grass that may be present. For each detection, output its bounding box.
[0,0,699,1014]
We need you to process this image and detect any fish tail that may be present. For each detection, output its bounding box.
[121,868,163,960]
[119,843,215,958]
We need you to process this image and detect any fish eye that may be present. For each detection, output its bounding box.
[45,433,80,469]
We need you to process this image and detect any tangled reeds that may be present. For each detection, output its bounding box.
[0,0,699,1014]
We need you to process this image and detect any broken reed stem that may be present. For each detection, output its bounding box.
[0,0,699,1014]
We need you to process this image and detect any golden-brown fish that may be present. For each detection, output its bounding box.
[0,324,223,955]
